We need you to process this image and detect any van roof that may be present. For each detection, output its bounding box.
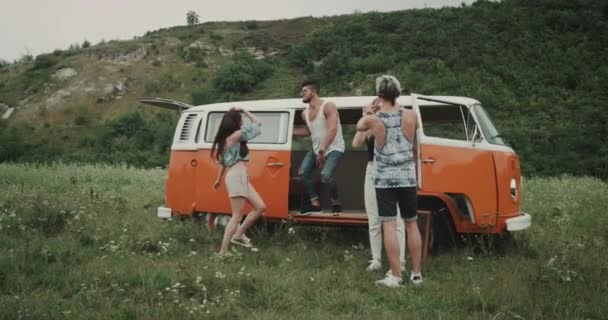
[189,95,481,112]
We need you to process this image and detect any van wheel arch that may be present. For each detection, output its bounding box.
[418,195,459,251]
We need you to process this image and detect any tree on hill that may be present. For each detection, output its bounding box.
[186,11,200,25]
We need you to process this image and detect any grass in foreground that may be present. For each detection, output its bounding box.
[0,163,607,319]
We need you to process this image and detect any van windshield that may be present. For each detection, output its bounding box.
[472,104,506,146]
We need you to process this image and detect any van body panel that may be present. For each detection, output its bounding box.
[192,150,291,218]
[492,151,522,232]
[419,141,498,231]
[166,150,199,215]
[189,109,294,218]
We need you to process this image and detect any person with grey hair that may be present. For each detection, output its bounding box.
[356,75,423,287]
[352,100,407,273]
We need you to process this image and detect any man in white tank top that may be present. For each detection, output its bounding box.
[293,80,345,215]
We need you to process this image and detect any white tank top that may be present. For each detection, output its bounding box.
[303,101,345,155]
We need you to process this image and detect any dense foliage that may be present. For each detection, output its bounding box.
[0,0,606,178]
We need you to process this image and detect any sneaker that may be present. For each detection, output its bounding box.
[375,274,402,288]
[366,259,382,272]
[410,272,423,286]
[231,235,253,248]
[385,261,407,276]
[331,203,342,216]
[300,204,322,216]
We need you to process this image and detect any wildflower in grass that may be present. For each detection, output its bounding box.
[288,227,295,234]
[343,250,354,261]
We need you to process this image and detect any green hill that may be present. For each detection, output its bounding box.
[1,0,607,177]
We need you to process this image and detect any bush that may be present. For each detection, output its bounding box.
[0,123,25,162]
[180,45,206,65]
[209,32,223,42]
[244,21,259,30]
[73,114,91,126]
[191,87,218,105]
[212,52,273,94]
[32,53,58,70]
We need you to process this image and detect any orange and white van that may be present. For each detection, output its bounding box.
[142,95,530,237]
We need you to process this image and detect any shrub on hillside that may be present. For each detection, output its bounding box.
[212,52,273,94]
[0,123,25,162]
[180,45,207,65]
[32,53,59,70]
[191,87,218,105]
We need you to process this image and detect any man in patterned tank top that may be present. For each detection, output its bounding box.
[356,75,423,288]
[293,80,345,216]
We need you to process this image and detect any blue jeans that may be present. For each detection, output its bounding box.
[298,150,343,203]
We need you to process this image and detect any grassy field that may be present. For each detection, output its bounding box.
[0,163,606,319]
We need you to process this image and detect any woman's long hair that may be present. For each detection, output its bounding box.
[211,108,244,163]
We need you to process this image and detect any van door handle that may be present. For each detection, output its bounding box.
[266,162,284,167]
[422,158,436,164]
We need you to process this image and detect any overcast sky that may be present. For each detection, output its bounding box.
[0,0,472,62]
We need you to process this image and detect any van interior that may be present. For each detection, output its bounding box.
[288,108,368,214]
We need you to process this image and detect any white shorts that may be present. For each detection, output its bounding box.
[225,162,259,199]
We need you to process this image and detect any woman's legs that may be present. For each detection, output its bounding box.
[234,184,266,239]
[219,196,246,255]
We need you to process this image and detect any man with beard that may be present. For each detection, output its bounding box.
[293,80,345,215]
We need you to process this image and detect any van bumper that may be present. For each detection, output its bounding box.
[157,206,172,218]
[505,212,531,231]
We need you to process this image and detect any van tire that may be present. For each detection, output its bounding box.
[430,207,459,252]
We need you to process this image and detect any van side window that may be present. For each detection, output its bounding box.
[420,105,475,141]
[204,111,290,144]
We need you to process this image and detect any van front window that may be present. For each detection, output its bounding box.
[473,104,506,146]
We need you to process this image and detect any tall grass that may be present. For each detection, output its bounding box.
[0,163,606,319]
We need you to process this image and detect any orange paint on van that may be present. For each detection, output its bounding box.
[165,151,199,215]
[166,149,291,219]
[420,144,498,232]
[192,150,291,219]
[492,151,522,232]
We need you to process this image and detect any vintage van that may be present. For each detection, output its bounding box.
[141,95,530,240]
